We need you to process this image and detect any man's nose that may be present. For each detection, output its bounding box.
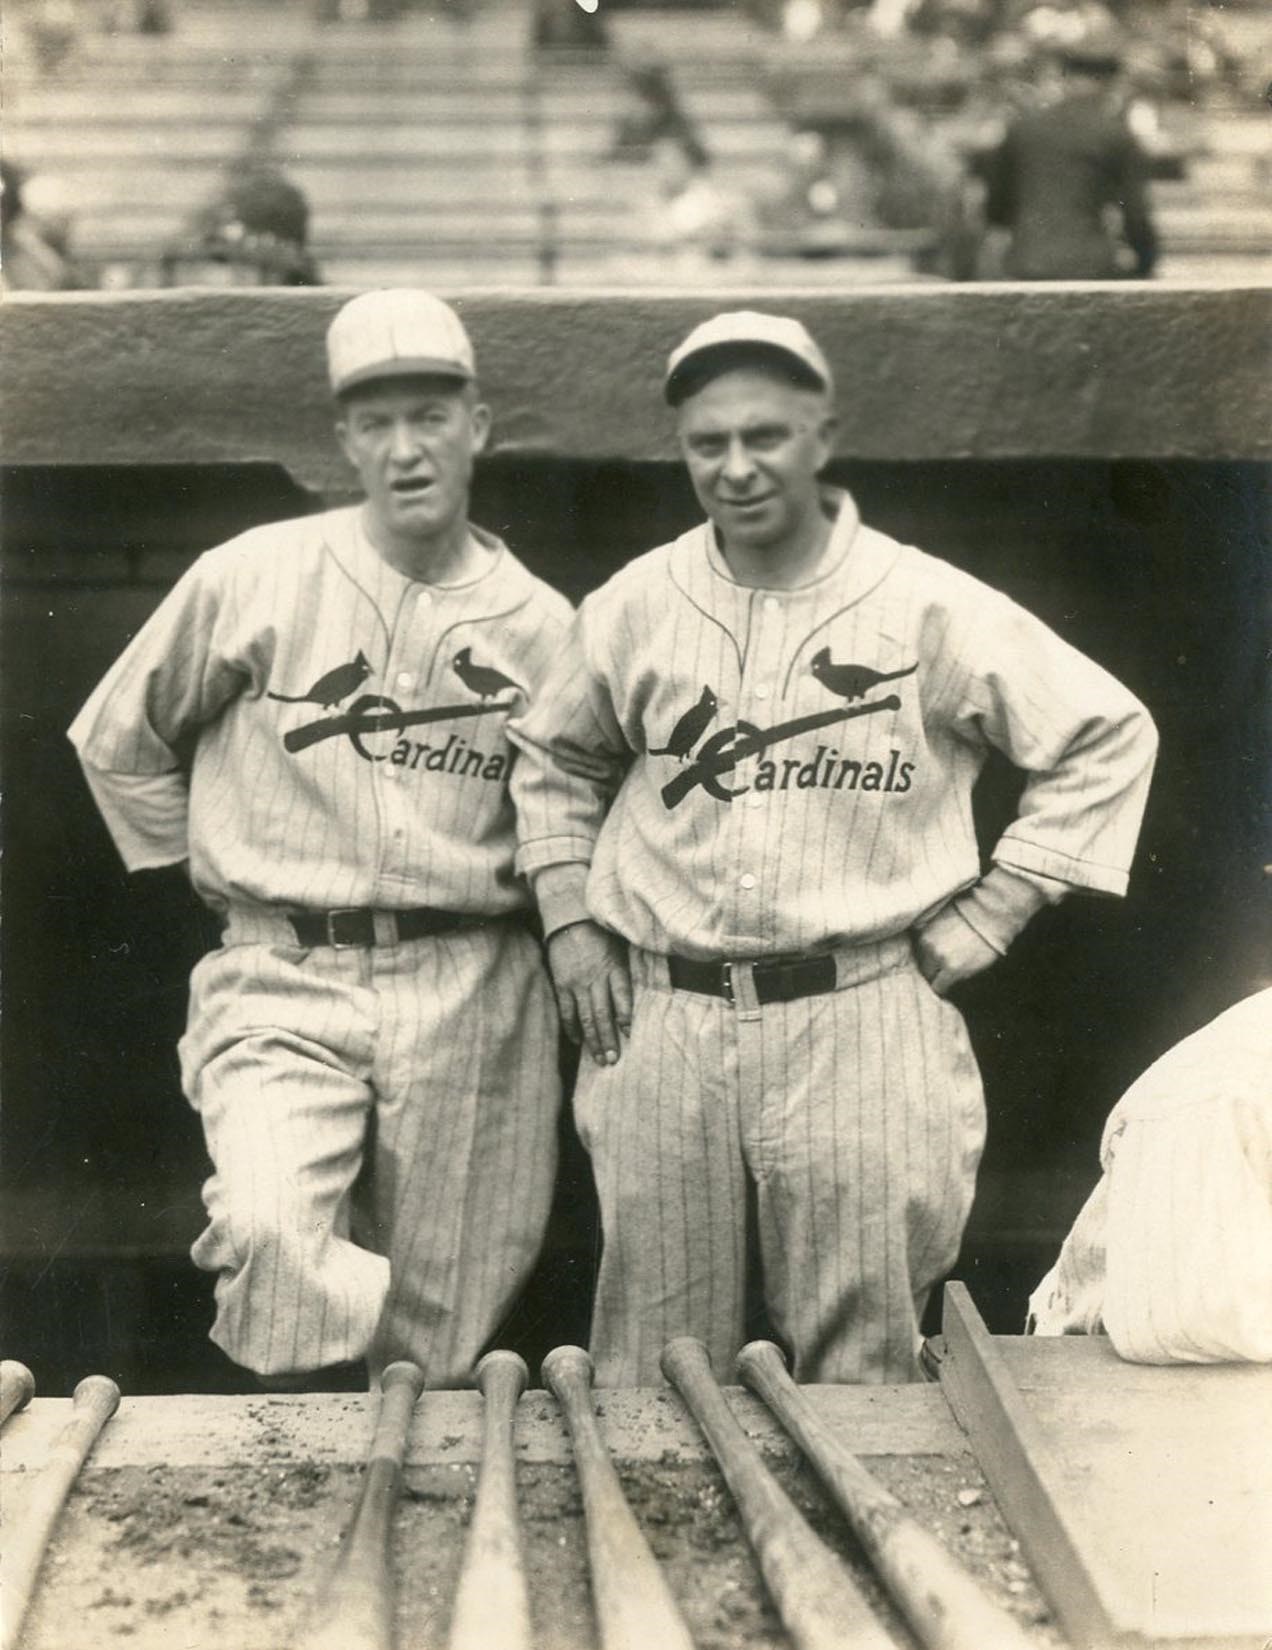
[388,421,421,463]
[720,438,755,484]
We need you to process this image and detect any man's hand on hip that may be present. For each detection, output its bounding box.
[913,904,1000,997]
[547,921,632,1066]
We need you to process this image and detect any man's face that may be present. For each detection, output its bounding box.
[336,376,491,550]
[677,366,834,558]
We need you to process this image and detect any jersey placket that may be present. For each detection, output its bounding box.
[374,583,436,898]
[723,590,787,952]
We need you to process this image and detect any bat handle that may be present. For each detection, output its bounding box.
[0,1361,35,1429]
[368,1360,424,1463]
[57,1376,121,1464]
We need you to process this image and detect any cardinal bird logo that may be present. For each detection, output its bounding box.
[453,648,525,701]
[650,685,719,759]
[268,650,372,708]
[809,651,917,702]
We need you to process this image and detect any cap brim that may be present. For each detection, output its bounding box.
[333,356,474,396]
[665,340,828,406]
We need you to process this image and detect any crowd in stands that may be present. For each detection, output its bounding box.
[3,0,1264,292]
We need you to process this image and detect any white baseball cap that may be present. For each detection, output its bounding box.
[664,310,833,406]
[326,289,475,397]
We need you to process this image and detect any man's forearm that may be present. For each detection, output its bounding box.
[78,764,191,871]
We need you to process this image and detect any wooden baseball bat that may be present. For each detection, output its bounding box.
[0,1373,120,1650]
[541,1345,695,1650]
[661,1337,894,1650]
[0,1361,35,1430]
[290,1359,425,1650]
[737,1340,1036,1650]
[447,1350,533,1650]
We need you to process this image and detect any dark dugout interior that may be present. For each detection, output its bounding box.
[2,453,1266,1393]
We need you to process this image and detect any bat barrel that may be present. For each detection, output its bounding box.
[660,1337,893,1650]
[447,1351,532,1650]
[542,1346,695,1650]
[0,1361,35,1430]
[736,1340,1036,1650]
[0,1374,121,1650]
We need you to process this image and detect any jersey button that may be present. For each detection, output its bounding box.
[764,596,780,614]
[748,794,764,809]
[739,873,756,890]
[754,684,770,701]
[396,671,414,689]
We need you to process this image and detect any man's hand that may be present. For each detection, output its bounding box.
[913,904,1000,997]
[547,921,632,1066]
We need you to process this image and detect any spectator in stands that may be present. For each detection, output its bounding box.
[25,0,80,73]
[754,129,864,258]
[1,160,81,291]
[1028,985,1272,1364]
[19,172,91,288]
[533,0,607,53]
[163,167,322,287]
[609,54,704,165]
[979,35,1158,279]
[641,133,756,277]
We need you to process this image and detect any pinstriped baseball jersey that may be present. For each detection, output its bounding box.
[509,489,1158,956]
[69,506,573,915]
[1029,985,1272,1364]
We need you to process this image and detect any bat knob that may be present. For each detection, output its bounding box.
[735,1340,789,1382]
[475,1349,528,1391]
[659,1336,712,1385]
[540,1345,593,1390]
[73,1375,122,1420]
[1,1359,36,1415]
[380,1360,426,1399]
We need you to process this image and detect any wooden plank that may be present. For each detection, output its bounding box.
[0,1384,968,1473]
[939,1282,1126,1649]
[940,1286,1272,1649]
[998,1338,1272,1644]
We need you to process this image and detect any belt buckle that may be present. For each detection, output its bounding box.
[325,908,368,949]
[721,961,735,1004]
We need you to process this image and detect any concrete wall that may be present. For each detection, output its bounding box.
[2,287,1268,1391]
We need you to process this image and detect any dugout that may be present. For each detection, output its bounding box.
[1,285,1268,1394]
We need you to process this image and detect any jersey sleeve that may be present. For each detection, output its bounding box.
[507,598,632,897]
[946,587,1158,897]
[67,545,253,870]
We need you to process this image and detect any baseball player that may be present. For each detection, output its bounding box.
[69,290,570,1389]
[509,310,1159,1386]
[1028,984,1272,1364]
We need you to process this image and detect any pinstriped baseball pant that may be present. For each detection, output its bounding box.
[575,939,986,1387]
[178,919,560,1384]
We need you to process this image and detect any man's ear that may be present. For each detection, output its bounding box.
[334,412,355,469]
[470,399,493,456]
[815,409,838,470]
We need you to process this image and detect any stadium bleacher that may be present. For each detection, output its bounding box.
[4,0,1269,288]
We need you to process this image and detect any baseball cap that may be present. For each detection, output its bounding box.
[664,311,832,406]
[327,289,475,397]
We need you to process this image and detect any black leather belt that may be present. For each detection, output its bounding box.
[288,907,471,948]
[667,953,838,1006]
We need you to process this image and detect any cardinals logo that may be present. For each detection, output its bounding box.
[269,646,514,763]
[652,659,919,810]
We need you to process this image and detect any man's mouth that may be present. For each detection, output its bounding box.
[721,493,774,512]
[391,477,434,499]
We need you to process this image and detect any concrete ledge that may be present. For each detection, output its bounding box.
[3,284,1269,489]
